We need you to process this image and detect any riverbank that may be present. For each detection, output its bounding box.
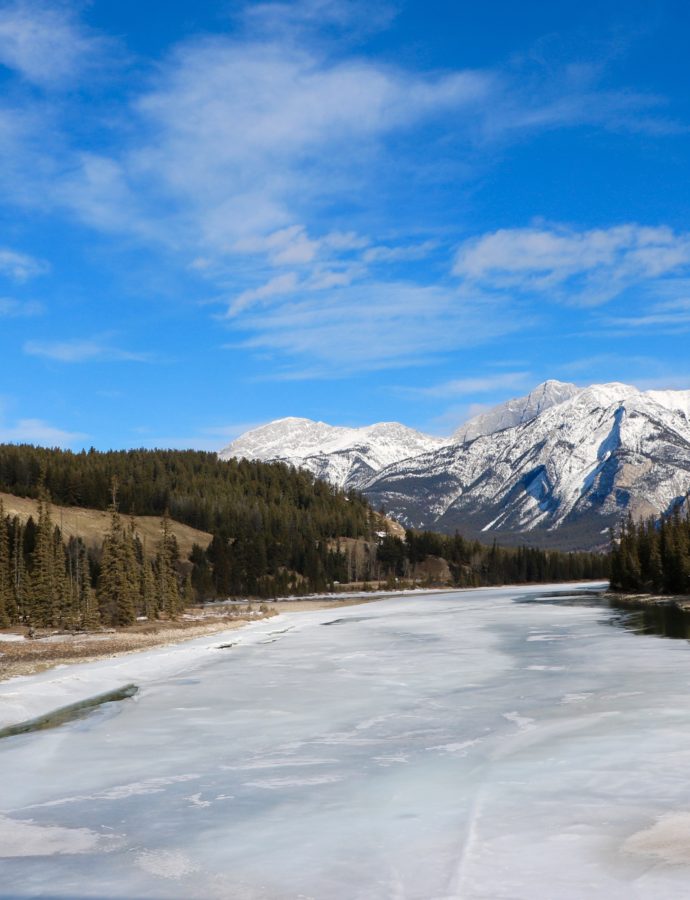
[605,590,690,612]
[0,596,382,682]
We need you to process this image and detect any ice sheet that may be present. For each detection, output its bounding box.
[3,582,690,898]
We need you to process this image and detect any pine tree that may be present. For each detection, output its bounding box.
[140,555,157,620]
[97,485,138,626]
[0,501,11,626]
[11,519,29,624]
[183,572,195,607]
[156,512,181,618]
[78,541,100,630]
[31,491,62,627]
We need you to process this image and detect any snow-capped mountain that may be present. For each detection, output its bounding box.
[363,382,690,548]
[220,381,690,549]
[453,379,581,442]
[219,417,447,489]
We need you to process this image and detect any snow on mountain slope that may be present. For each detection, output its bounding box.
[453,379,581,442]
[219,418,447,489]
[363,383,690,548]
[645,389,690,420]
[219,381,690,548]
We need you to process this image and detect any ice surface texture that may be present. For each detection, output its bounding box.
[3,583,690,899]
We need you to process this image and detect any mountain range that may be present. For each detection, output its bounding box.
[220,380,690,549]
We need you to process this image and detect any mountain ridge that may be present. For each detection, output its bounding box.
[220,381,690,549]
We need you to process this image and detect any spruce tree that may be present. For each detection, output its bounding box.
[11,519,29,624]
[0,501,11,626]
[78,541,100,630]
[156,512,181,618]
[97,485,138,626]
[140,555,158,620]
[31,491,61,627]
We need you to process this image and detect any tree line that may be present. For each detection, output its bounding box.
[378,530,608,587]
[610,506,690,595]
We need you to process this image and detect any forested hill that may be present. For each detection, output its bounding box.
[0,445,374,538]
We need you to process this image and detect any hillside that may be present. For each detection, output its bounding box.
[0,492,212,559]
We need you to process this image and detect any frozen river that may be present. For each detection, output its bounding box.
[3,583,690,898]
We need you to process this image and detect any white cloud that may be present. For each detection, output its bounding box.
[233,225,320,266]
[240,0,398,39]
[603,297,690,330]
[410,371,532,398]
[234,281,525,375]
[0,247,47,281]
[122,37,493,259]
[453,224,690,306]
[228,272,300,316]
[320,231,369,251]
[0,417,86,447]
[24,337,149,363]
[363,241,437,263]
[0,1,105,88]
[306,266,362,290]
[136,422,263,452]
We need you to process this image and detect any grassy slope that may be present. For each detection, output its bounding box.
[0,492,213,559]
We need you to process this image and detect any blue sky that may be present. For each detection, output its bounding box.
[2,0,690,449]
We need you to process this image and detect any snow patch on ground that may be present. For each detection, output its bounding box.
[136,849,199,879]
[0,815,115,857]
[503,711,536,730]
[623,813,690,865]
[243,774,344,789]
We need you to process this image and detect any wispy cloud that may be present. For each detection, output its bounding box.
[0,416,87,447]
[135,422,262,452]
[363,241,437,264]
[24,336,150,363]
[239,0,398,41]
[0,1,106,88]
[453,224,690,307]
[0,247,48,281]
[233,282,526,375]
[602,296,690,330]
[0,2,685,382]
[227,272,300,316]
[406,371,533,398]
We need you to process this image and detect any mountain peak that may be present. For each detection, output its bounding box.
[453,379,580,443]
[219,417,445,489]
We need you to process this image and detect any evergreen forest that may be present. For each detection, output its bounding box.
[610,507,690,595]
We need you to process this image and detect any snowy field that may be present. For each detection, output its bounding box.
[3,583,690,898]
